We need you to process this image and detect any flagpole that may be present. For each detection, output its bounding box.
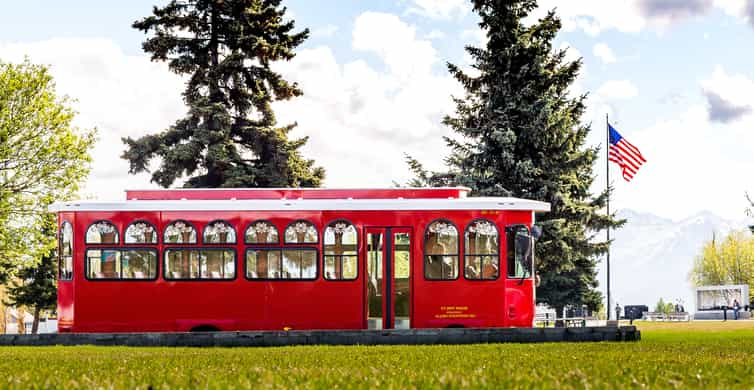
[606,113,612,321]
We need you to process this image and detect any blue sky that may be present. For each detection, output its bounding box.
[2,0,754,222]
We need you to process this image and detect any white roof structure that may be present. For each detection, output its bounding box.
[49,197,551,213]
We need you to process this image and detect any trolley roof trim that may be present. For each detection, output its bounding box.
[49,197,551,213]
[124,187,472,200]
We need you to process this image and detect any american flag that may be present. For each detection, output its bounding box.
[608,124,646,181]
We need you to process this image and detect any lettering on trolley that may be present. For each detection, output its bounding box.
[435,305,476,319]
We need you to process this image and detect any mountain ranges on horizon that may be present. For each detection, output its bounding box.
[595,209,753,313]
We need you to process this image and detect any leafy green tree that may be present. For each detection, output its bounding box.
[4,215,57,334]
[123,0,324,188]
[654,298,667,314]
[408,0,622,314]
[0,59,95,281]
[690,230,754,302]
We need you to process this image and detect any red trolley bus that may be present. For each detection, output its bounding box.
[50,187,549,332]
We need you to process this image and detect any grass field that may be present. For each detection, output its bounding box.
[0,321,752,389]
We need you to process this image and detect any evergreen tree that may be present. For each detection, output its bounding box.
[410,0,622,313]
[5,215,57,334]
[123,0,324,188]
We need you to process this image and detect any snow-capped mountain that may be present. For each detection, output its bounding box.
[595,209,752,312]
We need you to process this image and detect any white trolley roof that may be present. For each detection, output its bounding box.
[49,197,551,213]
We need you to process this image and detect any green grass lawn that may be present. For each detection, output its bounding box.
[0,321,752,389]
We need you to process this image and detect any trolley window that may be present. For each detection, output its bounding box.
[59,221,73,280]
[85,220,119,244]
[203,220,237,244]
[284,220,318,244]
[245,220,279,244]
[246,249,317,280]
[164,220,197,244]
[164,249,235,280]
[507,225,532,278]
[124,221,158,244]
[85,249,157,280]
[323,221,358,280]
[424,220,459,280]
[464,219,499,280]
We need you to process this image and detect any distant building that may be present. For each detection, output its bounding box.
[693,284,750,320]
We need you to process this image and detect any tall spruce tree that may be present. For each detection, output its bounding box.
[411,0,622,313]
[123,0,324,188]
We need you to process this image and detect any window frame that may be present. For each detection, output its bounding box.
[322,219,359,281]
[506,224,533,279]
[244,219,280,244]
[163,247,238,281]
[202,219,238,245]
[163,219,198,244]
[84,220,120,245]
[59,221,74,281]
[83,247,159,281]
[283,219,320,244]
[423,218,460,281]
[463,218,501,281]
[244,247,319,281]
[124,220,159,245]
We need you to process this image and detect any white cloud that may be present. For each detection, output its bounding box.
[312,24,339,38]
[403,0,469,19]
[596,80,639,100]
[534,0,744,35]
[424,30,446,40]
[0,38,184,200]
[702,65,754,107]
[352,12,438,81]
[274,12,461,187]
[533,1,648,35]
[702,66,754,123]
[713,0,747,17]
[593,43,617,64]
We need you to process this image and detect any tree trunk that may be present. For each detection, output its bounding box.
[206,2,222,186]
[17,307,26,334]
[0,286,6,334]
[31,307,40,334]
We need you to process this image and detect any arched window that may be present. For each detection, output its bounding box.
[85,220,119,244]
[323,221,358,280]
[164,220,197,244]
[423,220,459,280]
[284,220,318,244]
[125,221,158,244]
[59,221,73,280]
[464,219,499,280]
[203,220,236,244]
[245,220,279,244]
